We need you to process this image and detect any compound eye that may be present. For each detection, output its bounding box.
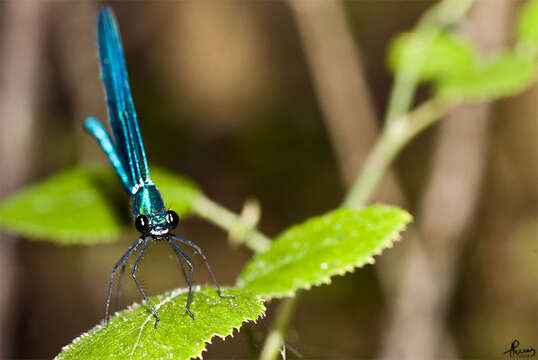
[166,210,180,229]
[135,215,150,234]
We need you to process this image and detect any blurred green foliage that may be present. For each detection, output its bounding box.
[437,52,537,101]
[388,0,538,102]
[388,30,476,82]
[517,0,538,48]
[0,166,200,244]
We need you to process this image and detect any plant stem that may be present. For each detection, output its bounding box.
[343,119,408,207]
[385,0,474,125]
[345,98,454,207]
[257,98,454,360]
[405,98,454,140]
[418,0,475,28]
[192,195,271,253]
[256,2,468,357]
[259,296,299,360]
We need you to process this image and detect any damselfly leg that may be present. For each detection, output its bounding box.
[105,237,144,327]
[169,234,235,300]
[131,238,160,328]
[170,242,190,287]
[168,238,195,319]
[115,263,126,312]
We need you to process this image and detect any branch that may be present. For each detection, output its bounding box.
[258,0,474,358]
[385,0,474,125]
[379,0,513,358]
[344,98,455,208]
[192,195,271,253]
[259,296,299,360]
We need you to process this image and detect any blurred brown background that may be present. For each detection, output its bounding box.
[0,1,537,359]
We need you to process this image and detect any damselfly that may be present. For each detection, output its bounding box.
[84,7,232,329]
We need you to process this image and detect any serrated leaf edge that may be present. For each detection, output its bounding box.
[190,291,266,360]
[55,286,266,360]
[194,308,266,360]
[255,215,410,300]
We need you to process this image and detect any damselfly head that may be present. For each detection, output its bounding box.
[134,210,180,237]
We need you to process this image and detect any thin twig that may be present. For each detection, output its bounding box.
[379,0,513,358]
[255,99,454,360]
[192,195,271,253]
[258,0,473,358]
[385,0,474,125]
[259,296,299,360]
[344,98,455,208]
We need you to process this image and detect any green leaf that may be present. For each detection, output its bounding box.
[152,167,202,218]
[237,205,412,299]
[55,287,265,360]
[388,26,538,101]
[0,165,201,244]
[516,0,538,50]
[437,53,537,101]
[388,30,476,82]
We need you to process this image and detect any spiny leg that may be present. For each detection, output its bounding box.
[170,234,234,299]
[168,238,195,320]
[131,238,160,328]
[114,263,126,312]
[105,237,144,327]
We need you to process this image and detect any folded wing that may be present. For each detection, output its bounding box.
[97,7,151,191]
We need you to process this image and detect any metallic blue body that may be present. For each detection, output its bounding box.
[84,116,131,193]
[84,7,230,328]
[131,184,167,228]
[84,8,168,232]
